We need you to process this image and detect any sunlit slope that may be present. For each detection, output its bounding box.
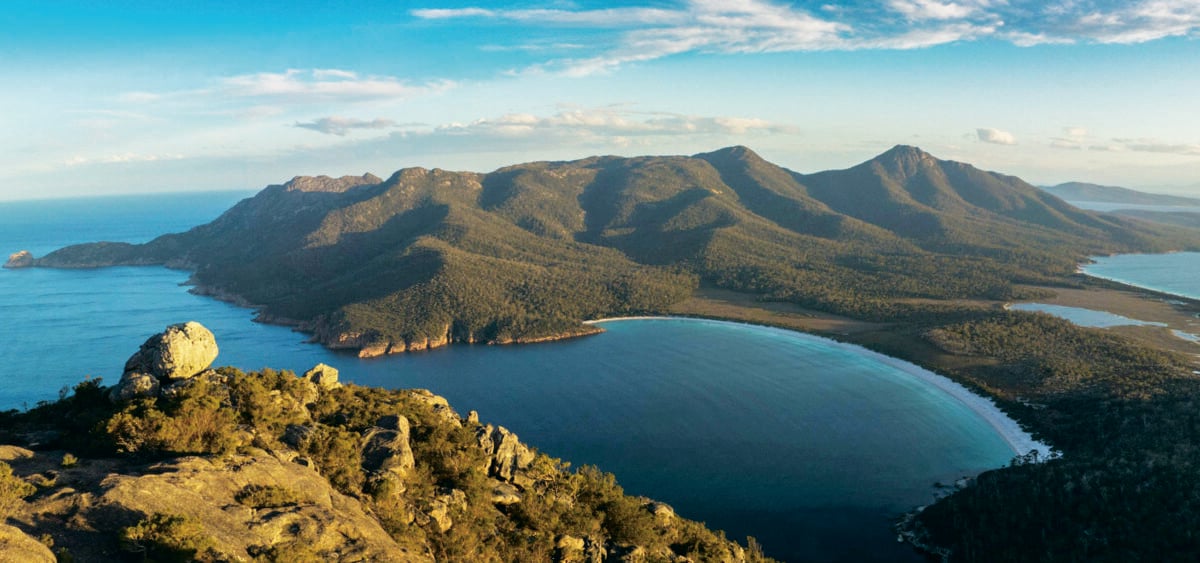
[38,146,1199,350]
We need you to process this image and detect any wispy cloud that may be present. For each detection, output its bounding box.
[295,116,402,136]
[432,107,797,139]
[977,127,1016,145]
[1113,138,1200,156]
[65,153,185,167]
[218,69,455,103]
[412,0,1200,75]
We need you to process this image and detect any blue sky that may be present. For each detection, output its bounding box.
[3,0,1200,199]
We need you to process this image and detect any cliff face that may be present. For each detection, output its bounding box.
[0,323,770,563]
[25,146,1199,356]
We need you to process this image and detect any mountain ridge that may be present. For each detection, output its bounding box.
[26,145,1199,357]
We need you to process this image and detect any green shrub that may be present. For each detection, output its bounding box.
[0,461,35,516]
[235,484,301,509]
[119,513,219,563]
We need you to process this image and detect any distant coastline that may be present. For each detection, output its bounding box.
[589,315,1052,459]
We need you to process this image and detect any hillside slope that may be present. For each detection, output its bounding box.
[30,146,1198,356]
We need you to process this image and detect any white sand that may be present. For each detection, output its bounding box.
[588,315,1053,459]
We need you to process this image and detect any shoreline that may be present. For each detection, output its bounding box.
[588,315,1052,459]
[1079,253,1200,302]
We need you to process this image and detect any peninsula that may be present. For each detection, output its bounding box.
[19,146,1200,560]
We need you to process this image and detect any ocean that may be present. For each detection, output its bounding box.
[0,191,1055,562]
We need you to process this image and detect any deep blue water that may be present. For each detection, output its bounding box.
[1083,252,1200,301]
[0,192,1030,562]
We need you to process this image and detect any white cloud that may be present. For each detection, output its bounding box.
[219,69,455,103]
[976,127,1016,145]
[1113,138,1200,156]
[888,0,979,21]
[434,107,797,139]
[1063,126,1088,138]
[1050,138,1083,150]
[65,152,185,166]
[411,0,1200,74]
[295,116,401,136]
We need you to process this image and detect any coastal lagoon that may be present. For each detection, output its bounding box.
[1,193,1036,561]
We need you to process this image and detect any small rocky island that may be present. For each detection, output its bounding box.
[3,250,33,269]
[0,322,771,562]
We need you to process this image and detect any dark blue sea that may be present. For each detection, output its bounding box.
[0,192,1058,562]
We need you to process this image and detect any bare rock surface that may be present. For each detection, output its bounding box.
[0,523,55,562]
[124,321,219,381]
[3,250,33,269]
[83,452,427,562]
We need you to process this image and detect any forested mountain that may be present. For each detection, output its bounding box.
[33,146,1197,357]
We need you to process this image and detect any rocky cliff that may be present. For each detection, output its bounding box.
[0,322,771,562]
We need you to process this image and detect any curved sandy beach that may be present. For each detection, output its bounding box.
[588,315,1053,459]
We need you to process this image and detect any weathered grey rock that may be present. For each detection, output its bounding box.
[124,321,219,381]
[302,363,341,390]
[107,372,161,402]
[409,389,460,427]
[611,545,648,563]
[489,481,522,506]
[361,415,415,477]
[282,424,315,449]
[79,453,424,562]
[466,410,479,425]
[490,426,536,484]
[426,490,465,534]
[0,523,55,562]
[3,250,33,269]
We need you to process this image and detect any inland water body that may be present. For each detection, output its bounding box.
[1,192,1043,561]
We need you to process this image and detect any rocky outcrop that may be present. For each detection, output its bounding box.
[124,321,219,380]
[475,424,536,486]
[0,523,55,562]
[361,415,415,478]
[96,453,424,561]
[110,322,219,402]
[302,363,341,390]
[3,250,33,269]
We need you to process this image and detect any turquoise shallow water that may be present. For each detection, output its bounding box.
[0,192,1025,562]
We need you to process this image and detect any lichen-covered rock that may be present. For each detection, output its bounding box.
[85,453,426,562]
[490,426,536,484]
[3,250,33,269]
[302,363,341,390]
[425,489,467,533]
[124,322,219,381]
[107,372,161,402]
[489,481,522,506]
[361,415,415,477]
[0,523,55,562]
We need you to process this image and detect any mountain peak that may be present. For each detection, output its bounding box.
[696,145,763,161]
[867,145,938,179]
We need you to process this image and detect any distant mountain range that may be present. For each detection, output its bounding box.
[1043,181,1200,206]
[30,146,1199,356]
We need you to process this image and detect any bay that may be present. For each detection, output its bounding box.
[0,192,1025,562]
[1082,252,1200,301]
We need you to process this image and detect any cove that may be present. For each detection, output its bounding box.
[0,193,1033,561]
